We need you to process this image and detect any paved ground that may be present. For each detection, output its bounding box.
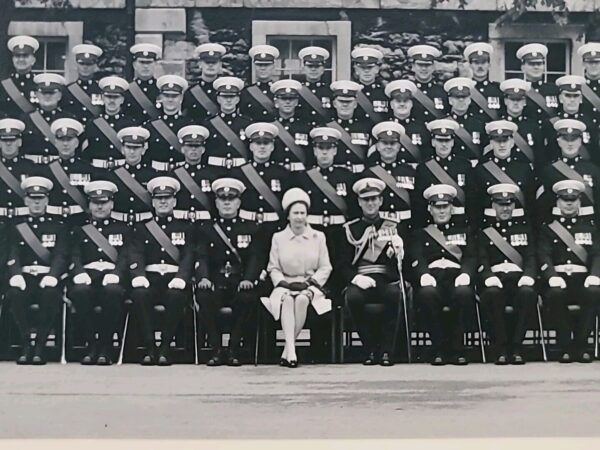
[1,362,599,439]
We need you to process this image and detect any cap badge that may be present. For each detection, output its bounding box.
[386,130,392,136]
[285,88,291,93]
[258,131,265,136]
[532,52,538,57]
[441,128,447,133]
[160,185,166,191]
[477,50,483,56]
[225,84,231,90]
[209,50,215,56]
[323,135,329,141]
[568,189,573,194]
[143,51,148,56]
[571,83,576,89]
[96,190,102,195]
[437,193,443,199]
[84,53,90,58]
[260,53,266,58]
[342,89,348,94]
[224,187,230,193]
[592,51,597,56]
[458,86,464,91]
[502,192,508,197]
[192,133,198,139]
[498,128,504,134]
[363,56,368,61]
[567,127,573,133]
[34,186,40,191]
[168,83,174,88]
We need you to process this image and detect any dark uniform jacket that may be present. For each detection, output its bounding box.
[450,108,487,164]
[195,216,263,287]
[524,79,559,122]
[108,162,157,224]
[203,112,252,166]
[0,72,37,118]
[329,115,373,172]
[82,112,136,169]
[384,115,431,166]
[62,78,103,124]
[356,79,388,121]
[0,156,37,220]
[271,116,311,169]
[143,112,191,171]
[474,79,502,114]
[182,78,219,122]
[125,78,159,119]
[500,113,546,167]
[169,162,218,222]
[20,107,75,163]
[413,79,448,117]
[240,81,276,121]
[296,78,332,126]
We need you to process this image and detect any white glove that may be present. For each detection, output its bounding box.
[484,276,503,288]
[584,275,600,288]
[454,273,471,287]
[420,273,437,287]
[351,274,377,290]
[549,276,566,289]
[9,275,26,291]
[102,274,120,286]
[73,272,92,285]
[168,277,186,290]
[131,276,150,288]
[518,276,535,287]
[391,235,404,260]
[39,276,58,288]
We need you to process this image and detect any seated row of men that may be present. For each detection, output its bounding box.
[3,170,598,368]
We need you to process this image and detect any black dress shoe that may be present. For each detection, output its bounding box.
[453,355,468,366]
[511,354,525,365]
[31,350,46,366]
[579,352,592,363]
[431,355,445,366]
[227,350,242,367]
[157,354,171,366]
[288,360,298,368]
[495,354,509,365]
[279,358,289,367]
[16,346,32,365]
[559,352,572,363]
[207,351,223,367]
[96,354,112,366]
[380,352,394,367]
[362,352,377,366]
[141,354,155,366]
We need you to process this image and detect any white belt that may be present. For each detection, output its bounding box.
[485,208,525,217]
[146,264,179,275]
[286,162,306,172]
[22,265,51,275]
[23,154,60,164]
[491,262,522,273]
[152,160,184,172]
[173,209,211,221]
[555,264,588,274]
[307,214,346,226]
[239,209,280,223]
[92,158,125,169]
[111,211,153,223]
[207,156,246,168]
[47,205,84,216]
[84,261,116,272]
[380,210,411,222]
[552,206,594,216]
[0,206,29,217]
[452,206,465,215]
[428,259,461,270]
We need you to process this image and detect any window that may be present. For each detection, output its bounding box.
[31,37,68,76]
[504,41,569,83]
[269,37,334,84]
[252,20,351,83]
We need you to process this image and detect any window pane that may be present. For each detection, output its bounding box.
[267,36,335,81]
[46,41,67,72]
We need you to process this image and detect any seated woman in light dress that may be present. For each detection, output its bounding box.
[262,188,332,368]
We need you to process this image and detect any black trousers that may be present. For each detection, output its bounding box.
[195,285,257,350]
[130,273,189,352]
[5,274,62,351]
[543,274,600,351]
[415,269,474,355]
[68,270,126,353]
[345,273,403,355]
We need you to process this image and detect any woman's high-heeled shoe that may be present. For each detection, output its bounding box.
[288,360,298,368]
[279,358,289,367]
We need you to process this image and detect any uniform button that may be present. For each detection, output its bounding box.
[130,197,134,202]
[226,250,230,255]
[161,225,166,229]
[323,199,328,203]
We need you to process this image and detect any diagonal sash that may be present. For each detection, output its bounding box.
[1,78,35,114]
[0,160,24,198]
[552,160,594,203]
[306,168,349,216]
[349,220,397,265]
[272,121,307,165]
[512,131,535,162]
[526,89,554,116]
[173,167,212,210]
[48,161,88,209]
[151,119,181,152]
[548,220,588,265]
[246,85,276,116]
[356,90,386,123]
[212,222,242,264]
[240,164,283,215]
[326,121,366,161]
[399,133,422,162]
[67,83,101,117]
[482,160,526,206]
[424,224,463,262]
[369,165,411,205]
[412,88,443,119]
[92,117,121,150]
[189,84,218,116]
[470,89,499,120]
[581,83,600,111]
[298,85,330,120]
[128,82,159,119]
[81,224,118,263]
[424,159,466,204]
[483,227,524,267]
[145,220,180,262]
[113,167,152,206]
[16,223,52,264]
[209,116,248,159]
[453,124,481,159]
[28,111,57,147]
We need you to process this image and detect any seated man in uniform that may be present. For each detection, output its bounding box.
[5,177,68,365]
[410,184,476,366]
[69,180,130,365]
[539,180,600,363]
[196,178,262,367]
[477,184,537,365]
[129,176,195,366]
[340,178,407,367]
